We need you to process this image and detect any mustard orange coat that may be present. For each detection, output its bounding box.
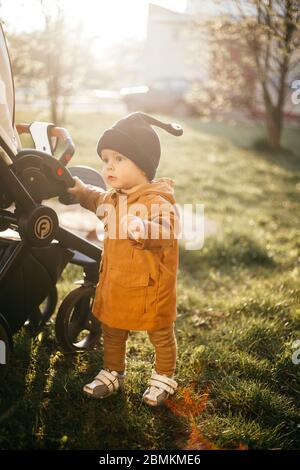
[77,178,180,331]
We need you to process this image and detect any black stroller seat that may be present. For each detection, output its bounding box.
[0,235,73,334]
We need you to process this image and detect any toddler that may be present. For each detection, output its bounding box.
[68,112,182,406]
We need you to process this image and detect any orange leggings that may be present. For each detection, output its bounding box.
[101,322,177,377]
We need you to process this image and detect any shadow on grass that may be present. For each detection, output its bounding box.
[0,328,53,448]
[250,139,300,173]
[187,312,300,449]
[180,231,275,277]
[0,327,187,450]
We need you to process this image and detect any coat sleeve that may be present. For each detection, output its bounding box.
[129,196,181,251]
[76,184,109,215]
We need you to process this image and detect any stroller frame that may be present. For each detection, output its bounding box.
[0,23,105,377]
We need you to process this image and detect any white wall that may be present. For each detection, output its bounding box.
[139,4,208,83]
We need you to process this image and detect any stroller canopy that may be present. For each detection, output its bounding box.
[0,22,20,157]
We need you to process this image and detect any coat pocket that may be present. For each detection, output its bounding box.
[105,267,150,316]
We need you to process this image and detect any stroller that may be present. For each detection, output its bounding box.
[0,23,106,377]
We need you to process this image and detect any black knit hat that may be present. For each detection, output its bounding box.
[97,112,183,181]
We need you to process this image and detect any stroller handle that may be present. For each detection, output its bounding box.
[16,124,75,167]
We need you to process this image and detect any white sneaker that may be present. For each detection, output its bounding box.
[143,370,178,407]
[83,368,125,399]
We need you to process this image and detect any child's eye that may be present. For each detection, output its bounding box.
[116,155,123,161]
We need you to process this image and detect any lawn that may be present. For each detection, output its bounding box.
[0,111,300,450]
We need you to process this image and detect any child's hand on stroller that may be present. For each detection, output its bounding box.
[121,214,146,241]
[67,176,86,200]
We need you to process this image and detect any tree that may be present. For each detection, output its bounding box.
[5,0,97,125]
[39,0,86,125]
[234,0,300,150]
[7,31,45,103]
[189,0,300,150]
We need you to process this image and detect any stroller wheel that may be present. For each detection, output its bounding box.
[0,315,12,379]
[55,286,101,352]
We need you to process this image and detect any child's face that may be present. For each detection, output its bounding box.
[100,149,149,190]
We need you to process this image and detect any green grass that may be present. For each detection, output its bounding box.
[0,111,300,449]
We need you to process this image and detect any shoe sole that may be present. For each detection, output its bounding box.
[142,394,166,407]
[143,398,157,407]
[83,389,118,399]
[83,385,125,400]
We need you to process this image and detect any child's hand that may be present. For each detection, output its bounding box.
[121,214,146,241]
[67,176,86,200]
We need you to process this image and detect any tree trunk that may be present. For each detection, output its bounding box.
[264,102,283,151]
[48,75,61,125]
[50,97,58,125]
[60,96,69,126]
[254,68,285,152]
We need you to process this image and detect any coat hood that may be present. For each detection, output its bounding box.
[114,177,176,205]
